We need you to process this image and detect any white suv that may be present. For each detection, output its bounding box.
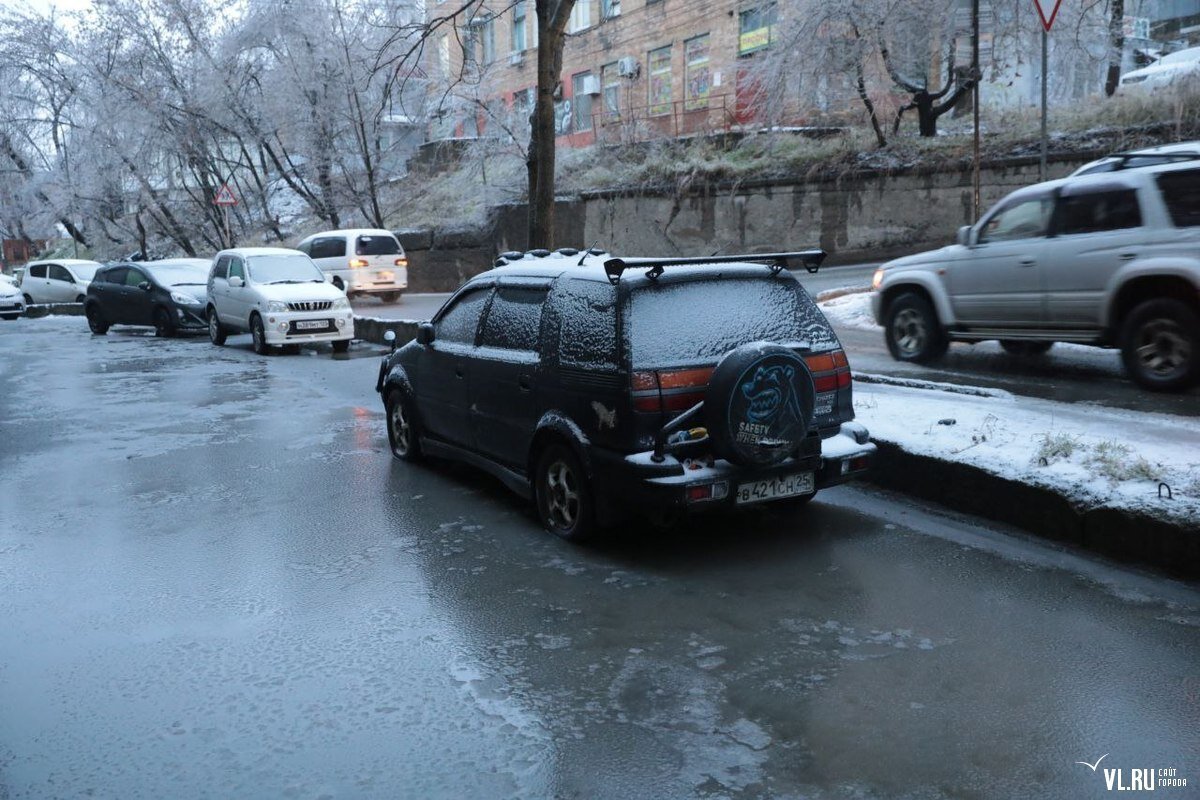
[871,161,1200,391]
[296,228,408,302]
[205,247,354,355]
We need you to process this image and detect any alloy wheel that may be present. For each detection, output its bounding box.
[543,459,580,531]
[1135,319,1191,379]
[892,308,927,356]
[390,400,410,456]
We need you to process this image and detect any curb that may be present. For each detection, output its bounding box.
[23,303,85,318]
[354,316,419,345]
[866,441,1200,580]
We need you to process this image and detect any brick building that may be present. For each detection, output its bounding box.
[426,0,779,147]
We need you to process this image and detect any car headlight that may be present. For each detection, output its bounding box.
[266,300,289,313]
[871,268,884,291]
[332,297,351,310]
[170,291,202,305]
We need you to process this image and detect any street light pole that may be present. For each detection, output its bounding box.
[1040,27,1048,181]
[972,0,981,220]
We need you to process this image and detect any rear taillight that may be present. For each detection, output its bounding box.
[631,367,714,413]
[349,258,369,268]
[394,257,408,267]
[805,349,851,394]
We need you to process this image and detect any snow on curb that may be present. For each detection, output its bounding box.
[814,285,872,303]
[854,373,1011,399]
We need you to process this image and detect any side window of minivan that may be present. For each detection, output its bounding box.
[480,287,546,352]
[558,280,618,369]
[210,256,229,281]
[436,287,491,345]
[311,238,347,260]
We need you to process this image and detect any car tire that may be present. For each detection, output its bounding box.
[1119,299,1200,392]
[74,294,85,303]
[250,313,272,355]
[885,292,949,363]
[1,313,19,321]
[385,389,422,462]
[153,307,176,338]
[534,443,595,542]
[379,292,401,303]
[85,303,109,335]
[207,307,226,346]
[332,339,350,354]
[1000,340,1053,356]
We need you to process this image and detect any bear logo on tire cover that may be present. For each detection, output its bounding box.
[707,345,816,466]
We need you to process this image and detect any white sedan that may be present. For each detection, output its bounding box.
[0,275,25,319]
[1118,46,1200,94]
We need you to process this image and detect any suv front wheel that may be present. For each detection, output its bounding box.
[534,443,595,542]
[1120,299,1199,391]
[207,308,226,346]
[250,313,272,355]
[385,390,422,461]
[885,292,949,363]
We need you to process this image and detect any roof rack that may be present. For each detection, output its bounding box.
[1107,151,1200,169]
[601,250,826,285]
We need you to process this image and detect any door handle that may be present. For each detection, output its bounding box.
[1018,258,1037,267]
[454,368,464,379]
[1119,252,1136,261]
[518,378,532,392]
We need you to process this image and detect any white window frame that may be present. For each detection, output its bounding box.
[568,0,592,33]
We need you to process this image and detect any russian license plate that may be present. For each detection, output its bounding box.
[735,472,815,505]
[295,319,329,330]
[374,271,394,282]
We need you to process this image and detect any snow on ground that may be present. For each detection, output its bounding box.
[853,377,1200,525]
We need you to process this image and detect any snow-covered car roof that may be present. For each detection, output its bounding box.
[1071,141,1200,177]
[298,228,398,240]
[27,258,103,267]
[472,249,818,287]
[214,247,308,259]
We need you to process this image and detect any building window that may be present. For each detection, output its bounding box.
[648,45,672,116]
[738,4,777,55]
[438,34,450,76]
[601,62,621,121]
[568,0,591,33]
[480,17,496,65]
[601,0,620,20]
[512,1,527,52]
[684,34,711,110]
[461,24,478,68]
[572,71,595,131]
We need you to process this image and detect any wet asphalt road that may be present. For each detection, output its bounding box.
[2,317,1199,799]
[354,264,1200,417]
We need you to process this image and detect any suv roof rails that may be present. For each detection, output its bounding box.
[602,250,826,285]
[1106,151,1200,169]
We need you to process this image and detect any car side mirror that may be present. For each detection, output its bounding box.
[138,281,151,291]
[228,276,245,288]
[416,322,434,346]
[956,225,974,247]
[383,329,397,352]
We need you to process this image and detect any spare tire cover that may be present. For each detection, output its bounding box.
[705,343,816,467]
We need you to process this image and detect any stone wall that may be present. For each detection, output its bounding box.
[395,154,1095,291]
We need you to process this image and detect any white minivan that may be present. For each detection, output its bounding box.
[296,229,408,302]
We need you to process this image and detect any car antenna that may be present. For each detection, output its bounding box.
[578,240,600,266]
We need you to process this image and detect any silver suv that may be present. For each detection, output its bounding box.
[871,161,1200,391]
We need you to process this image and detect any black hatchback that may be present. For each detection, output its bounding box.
[85,259,211,337]
[376,249,875,540]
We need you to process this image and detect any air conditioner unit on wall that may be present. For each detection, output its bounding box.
[580,74,601,95]
[509,51,523,65]
[617,56,639,78]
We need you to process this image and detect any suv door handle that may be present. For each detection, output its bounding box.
[454,368,464,379]
[1119,252,1136,261]
[518,378,532,392]
[1018,258,1037,267]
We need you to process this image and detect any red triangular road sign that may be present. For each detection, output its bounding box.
[213,183,238,206]
[1033,0,1063,31]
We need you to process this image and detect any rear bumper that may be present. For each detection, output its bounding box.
[344,267,407,294]
[590,421,876,517]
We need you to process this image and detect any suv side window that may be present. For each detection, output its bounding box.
[480,287,546,352]
[48,265,74,282]
[559,280,618,368]
[210,257,229,281]
[1157,169,1200,228]
[436,287,491,345]
[1056,188,1142,235]
[979,195,1054,243]
[228,258,245,281]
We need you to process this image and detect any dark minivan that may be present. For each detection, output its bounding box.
[376,249,875,540]
[85,259,211,337]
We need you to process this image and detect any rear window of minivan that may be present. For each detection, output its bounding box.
[356,235,401,256]
[628,276,837,368]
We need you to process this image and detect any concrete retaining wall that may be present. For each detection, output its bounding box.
[395,154,1094,291]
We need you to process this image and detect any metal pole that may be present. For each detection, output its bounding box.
[1039,27,1048,181]
[972,0,981,220]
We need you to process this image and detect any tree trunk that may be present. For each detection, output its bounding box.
[1104,0,1126,97]
[916,93,937,137]
[527,0,569,249]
